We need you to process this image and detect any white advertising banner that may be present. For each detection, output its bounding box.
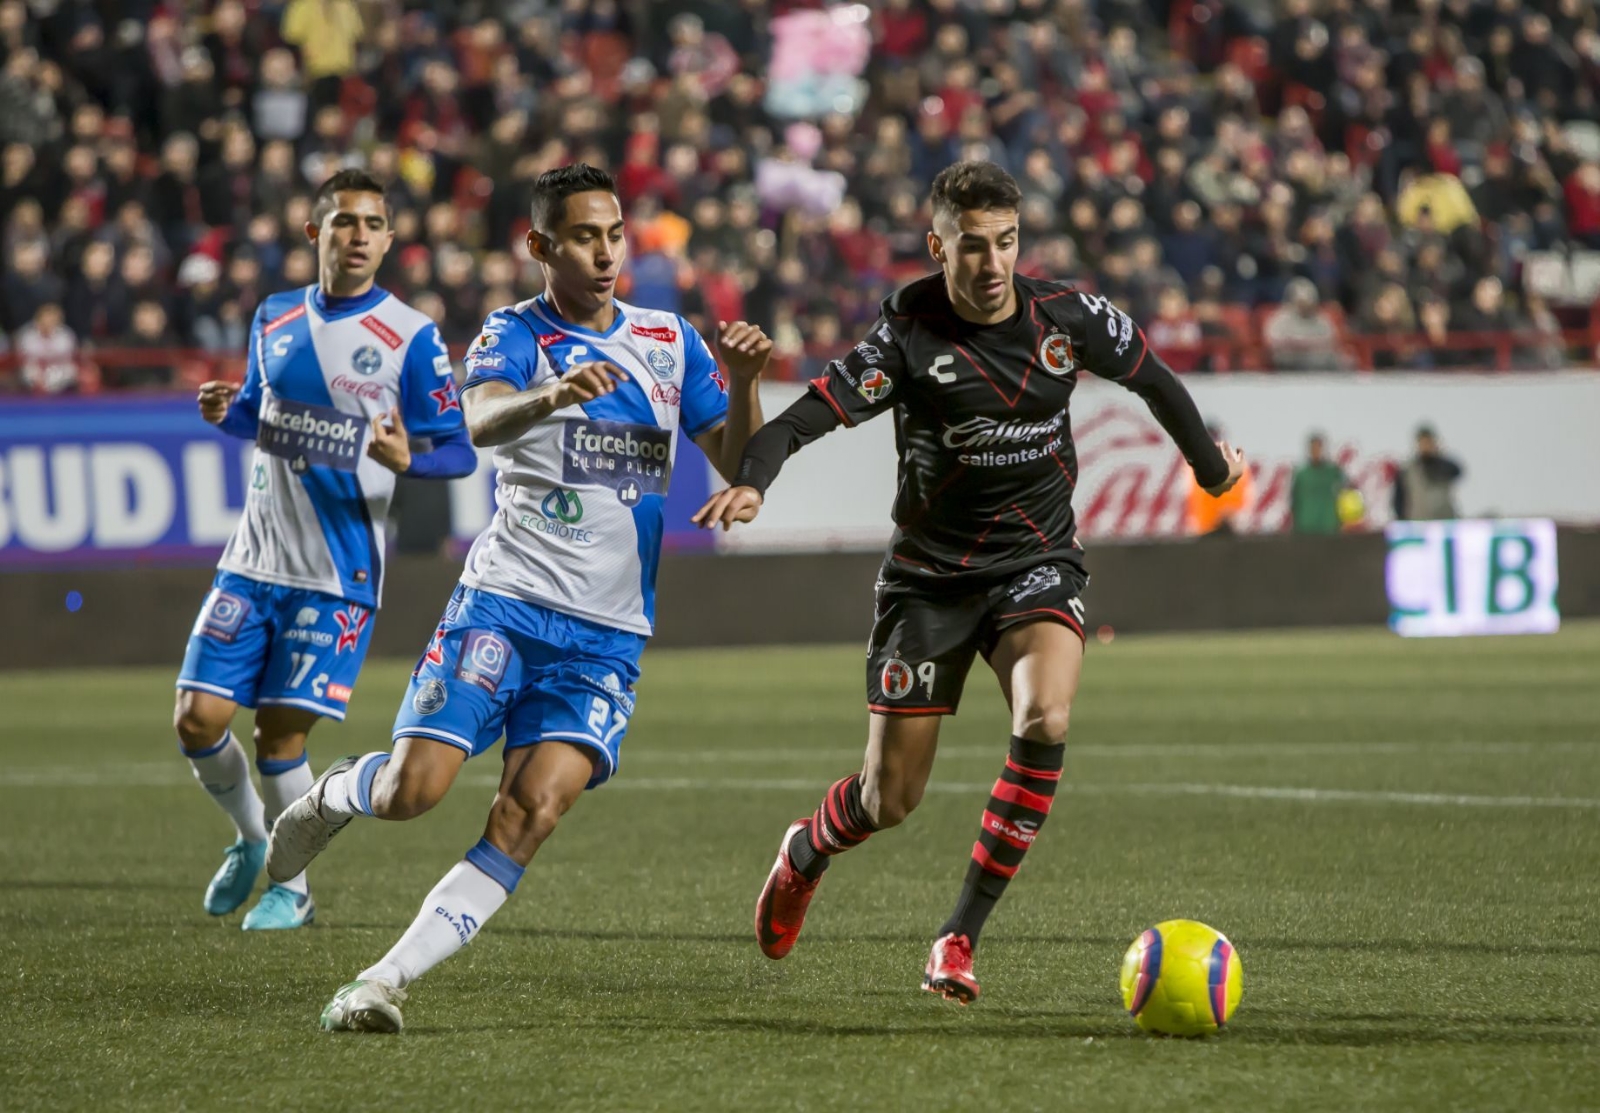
[1385,519,1560,637]
[721,373,1600,551]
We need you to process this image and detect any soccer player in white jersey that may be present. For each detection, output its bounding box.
[174,170,475,931]
[266,163,772,1031]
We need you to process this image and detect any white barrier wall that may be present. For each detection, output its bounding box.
[720,373,1600,551]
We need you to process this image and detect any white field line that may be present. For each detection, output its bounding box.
[2,764,1597,810]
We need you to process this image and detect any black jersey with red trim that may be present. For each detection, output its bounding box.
[794,272,1227,582]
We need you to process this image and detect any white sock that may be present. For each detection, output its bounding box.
[184,730,269,843]
[319,752,392,820]
[358,839,523,989]
[258,753,316,894]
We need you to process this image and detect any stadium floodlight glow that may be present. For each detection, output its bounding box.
[1385,519,1559,637]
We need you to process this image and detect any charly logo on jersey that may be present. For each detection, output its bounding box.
[561,419,672,499]
[645,347,676,381]
[1009,565,1062,602]
[455,629,510,694]
[858,369,893,403]
[258,395,368,473]
[351,344,384,376]
[1040,331,1076,376]
[413,678,448,715]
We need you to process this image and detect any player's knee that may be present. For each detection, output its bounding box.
[173,697,227,752]
[1015,703,1071,745]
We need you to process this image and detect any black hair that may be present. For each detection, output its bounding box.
[310,169,388,226]
[929,160,1023,225]
[530,163,618,232]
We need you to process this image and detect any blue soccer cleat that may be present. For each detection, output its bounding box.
[241,883,316,931]
[204,838,266,916]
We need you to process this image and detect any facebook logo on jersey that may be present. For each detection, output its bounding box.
[258,396,368,472]
[561,419,672,496]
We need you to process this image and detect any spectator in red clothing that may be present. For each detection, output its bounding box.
[875,0,929,62]
[1147,287,1204,373]
[17,302,81,394]
[1426,119,1462,178]
[1564,162,1600,248]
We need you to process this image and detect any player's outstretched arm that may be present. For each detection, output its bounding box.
[1075,294,1243,496]
[462,361,626,447]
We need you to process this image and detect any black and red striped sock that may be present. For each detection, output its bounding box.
[937,736,1064,946]
[788,774,877,881]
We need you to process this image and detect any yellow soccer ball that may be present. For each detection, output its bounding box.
[1119,919,1242,1037]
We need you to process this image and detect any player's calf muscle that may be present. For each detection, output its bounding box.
[367,738,459,819]
[859,766,926,828]
[483,789,569,863]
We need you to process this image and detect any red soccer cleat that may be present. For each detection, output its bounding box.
[922,932,981,1004]
[754,819,821,960]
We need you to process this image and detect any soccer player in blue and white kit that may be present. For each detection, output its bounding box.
[175,170,475,931]
[266,164,772,1031]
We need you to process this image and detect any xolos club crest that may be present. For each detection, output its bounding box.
[1040,331,1076,376]
[880,659,914,700]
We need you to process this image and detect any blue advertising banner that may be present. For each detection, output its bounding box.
[0,397,253,567]
[0,397,717,569]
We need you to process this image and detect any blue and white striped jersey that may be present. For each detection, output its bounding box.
[218,284,468,608]
[459,295,729,636]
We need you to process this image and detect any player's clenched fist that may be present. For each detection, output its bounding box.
[716,321,773,382]
[550,361,627,408]
[692,484,763,531]
[366,407,412,474]
[197,380,239,425]
[1203,441,1247,497]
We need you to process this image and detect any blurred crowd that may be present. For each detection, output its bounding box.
[4,0,1600,392]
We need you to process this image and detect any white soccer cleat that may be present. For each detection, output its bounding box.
[266,755,356,884]
[320,979,407,1034]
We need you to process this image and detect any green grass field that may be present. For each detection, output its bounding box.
[2,624,1598,1111]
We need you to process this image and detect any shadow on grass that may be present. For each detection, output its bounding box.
[405,1011,1597,1047]
[324,923,1600,958]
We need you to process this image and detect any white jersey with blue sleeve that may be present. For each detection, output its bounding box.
[458,295,729,636]
[216,285,467,609]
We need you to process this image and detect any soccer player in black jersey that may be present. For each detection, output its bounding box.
[693,161,1246,1003]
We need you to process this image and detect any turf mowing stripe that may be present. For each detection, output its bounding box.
[5,766,1599,810]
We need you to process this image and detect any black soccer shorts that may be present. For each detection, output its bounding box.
[865,559,1089,716]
